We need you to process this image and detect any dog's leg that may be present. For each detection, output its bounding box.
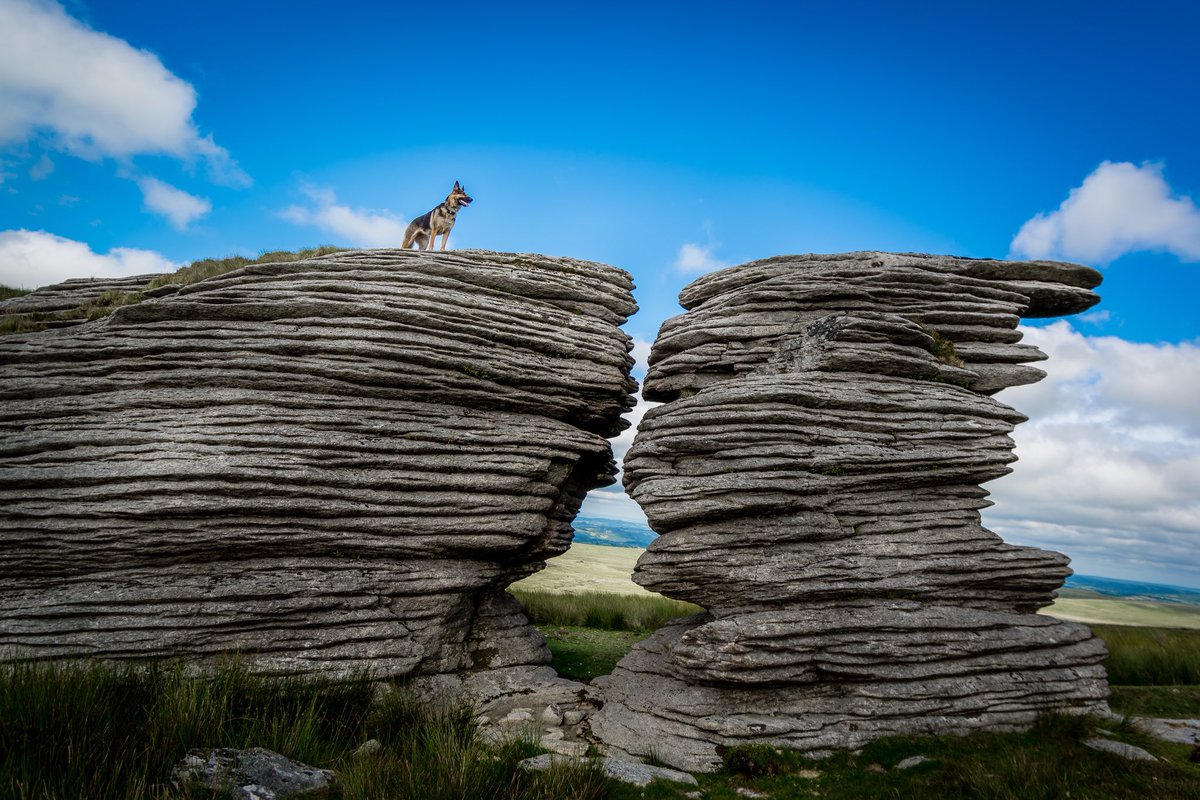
[440,229,450,251]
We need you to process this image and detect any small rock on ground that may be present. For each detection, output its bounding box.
[352,739,381,757]
[1083,738,1157,762]
[896,755,930,769]
[518,754,697,787]
[1132,717,1200,745]
[735,789,768,798]
[542,703,565,726]
[172,747,336,800]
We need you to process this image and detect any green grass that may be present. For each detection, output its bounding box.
[5,593,1200,798]
[535,626,649,682]
[0,286,30,300]
[1092,624,1200,685]
[0,288,144,335]
[144,245,345,290]
[0,659,615,800]
[512,588,699,681]
[1109,685,1200,717]
[509,588,700,632]
[613,714,1200,800]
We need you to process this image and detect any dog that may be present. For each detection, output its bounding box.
[402,181,473,251]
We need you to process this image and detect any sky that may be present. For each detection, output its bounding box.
[1,0,1198,587]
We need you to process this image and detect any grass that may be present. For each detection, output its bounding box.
[1092,624,1200,685]
[1109,685,1200,717]
[0,246,344,335]
[535,626,648,683]
[4,581,1199,797]
[1044,597,1200,629]
[509,588,699,632]
[510,543,652,597]
[618,714,1200,800]
[510,587,699,682]
[0,288,144,334]
[144,245,345,290]
[0,659,614,800]
[5,657,1198,800]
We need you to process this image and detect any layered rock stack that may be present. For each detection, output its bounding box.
[0,250,636,706]
[591,252,1110,771]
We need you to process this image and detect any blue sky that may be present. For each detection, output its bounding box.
[2,0,1199,586]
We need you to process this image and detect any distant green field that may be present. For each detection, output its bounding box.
[1041,598,1200,630]
[525,543,1200,630]
[511,543,648,596]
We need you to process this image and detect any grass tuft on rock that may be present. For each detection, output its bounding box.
[145,245,345,290]
[1,246,346,336]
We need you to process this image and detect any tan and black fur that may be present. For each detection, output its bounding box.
[402,181,473,251]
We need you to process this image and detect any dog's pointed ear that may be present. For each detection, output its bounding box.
[454,180,461,189]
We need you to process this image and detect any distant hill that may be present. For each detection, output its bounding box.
[1063,574,1200,608]
[572,515,657,549]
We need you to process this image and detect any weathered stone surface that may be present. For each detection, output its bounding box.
[0,249,636,697]
[592,251,1109,772]
[1083,739,1158,762]
[518,754,698,787]
[645,251,1100,401]
[172,747,336,799]
[0,273,158,315]
[1132,717,1200,745]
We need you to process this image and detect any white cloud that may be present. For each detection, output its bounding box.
[0,228,176,289]
[136,176,210,230]
[985,322,1200,586]
[1077,309,1111,326]
[29,152,53,180]
[630,336,652,380]
[280,185,408,247]
[1010,161,1200,264]
[0,0,249,187]
[674,241,727,274]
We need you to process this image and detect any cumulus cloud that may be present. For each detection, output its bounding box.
[136,176,210,230]
[0,229,176,289]
[675,241,727,274]
[280,185,408,247]
[0,0,249,187]
[985,322,1200,585]
[1010,161,1200,264]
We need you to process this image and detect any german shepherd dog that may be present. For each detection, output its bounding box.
[402,181,473,251]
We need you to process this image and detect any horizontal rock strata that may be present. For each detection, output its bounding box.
[591,251,1109,771]
[0,250,636,699]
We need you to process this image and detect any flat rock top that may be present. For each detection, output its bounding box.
[1,249,639,437]
[677,251,1101,317]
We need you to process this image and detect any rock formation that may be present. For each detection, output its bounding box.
[0,250,636,708]
[591,252,1110,771]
